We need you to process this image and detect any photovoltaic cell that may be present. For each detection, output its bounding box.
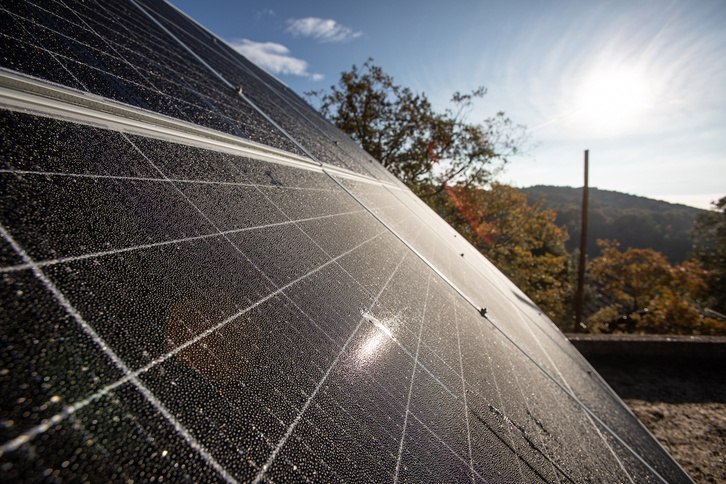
[0,0,692,482]
[136,0,398,181]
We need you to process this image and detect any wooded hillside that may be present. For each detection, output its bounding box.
[522,186,707,262]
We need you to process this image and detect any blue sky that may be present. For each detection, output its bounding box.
[170,0,725,210]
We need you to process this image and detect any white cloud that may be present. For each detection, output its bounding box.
[228,39,322,80]
[286,17,362,43]
[254,9,275,21]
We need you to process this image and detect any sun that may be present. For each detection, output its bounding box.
[575,66,652,131]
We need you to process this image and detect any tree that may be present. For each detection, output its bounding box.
[690,195,726,313]
[587,240,724,335]
[434,183,573,326]
[307,59,527,190]
[310,62,573,324]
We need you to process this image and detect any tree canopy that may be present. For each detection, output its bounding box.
[307,59,527,190]
[587,240,724,335]
[690,195,726,313]
[431,183,573,326]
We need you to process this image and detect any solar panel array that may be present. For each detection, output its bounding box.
[0,1,691,482]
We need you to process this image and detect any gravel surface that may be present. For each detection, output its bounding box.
[625,400,726,483]
[588,357,726,483]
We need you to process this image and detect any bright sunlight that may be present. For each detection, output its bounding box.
[575,66,652,131]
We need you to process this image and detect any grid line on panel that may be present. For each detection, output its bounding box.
[415,331,466,379]
[390,328,460,400]
[4,4,146,103]
[127,0,319,163]
[326,170,482,312]
[515,312,635,483]
[407,411,490,482]
[0,223,238,483]
[9,0,251,137]
[463,316,568,482]
[122,132,386,357]
[453,294,475,484]
[383,184,619,390]
[34,0,166,101]
[393,270,431,484]
[148,0,381,180]
[346,178,670,482]
[483,314,666,483]
[0,169,174,184]
[0,227,386,456]
[0,208,367,274]
[0,168,342,192]
[284,390,384,484]
[332,177,668,482]
[56,0,160,89]
[253,251,412,483]
[0,6,89,91]
[499,340,576,484]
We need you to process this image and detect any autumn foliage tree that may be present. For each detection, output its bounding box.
[587,240,724,335]
[434,183,572,326]
[307,59,527,190]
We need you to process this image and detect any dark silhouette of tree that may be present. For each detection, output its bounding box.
[690,195,726,313]
[307,59,527,191]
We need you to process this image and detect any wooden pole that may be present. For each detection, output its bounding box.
[574,150,589,333]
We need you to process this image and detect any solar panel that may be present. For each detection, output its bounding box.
[0,1,692,482]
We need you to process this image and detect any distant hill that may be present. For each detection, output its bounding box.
[521,186,708,262]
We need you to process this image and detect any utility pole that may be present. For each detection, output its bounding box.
[574,150,589,333]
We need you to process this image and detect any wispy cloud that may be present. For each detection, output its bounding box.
[500,0,726,142]
[228,39,323,80]
[254,9,275,21]
[286,17,362,43]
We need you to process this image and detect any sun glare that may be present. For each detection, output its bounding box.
[576,66,651,131]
